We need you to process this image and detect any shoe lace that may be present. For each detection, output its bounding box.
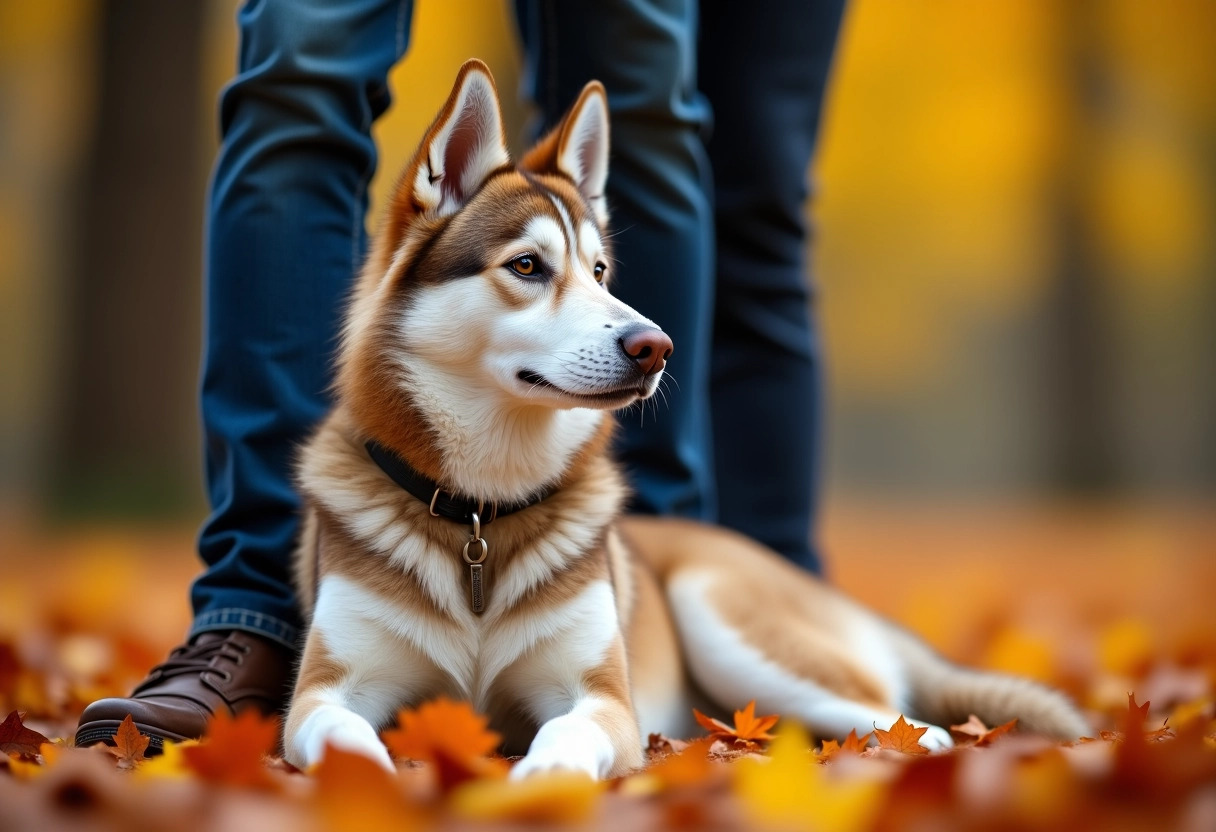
[139,636,252,686]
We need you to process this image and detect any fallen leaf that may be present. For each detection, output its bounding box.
[693,700,779,747]
[874,715,931,755]
[817,729,871,761]
[383,698,506,791]
[1125,692,1151,733]
[1144,720,1174,743]
[647,737,718,790]
[646,732,689,760]
[976,719,1019,747]
[449,771,605,823]
[949,714,991,744]
[951,714,1019,747]
[105,715,149,770]
[0,711,50,758]
[1169,697,1214,730]
[181,710,279,789]
[1097,618,1155,677]
[314,743,423,832]
[734,720,881,832]
[135,738,197,781]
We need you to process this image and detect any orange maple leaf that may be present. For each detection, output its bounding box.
[0,710,50,758]
[976,718,1018,747]
[314,744,424,832]
[949,714,1018,747]
[182,709,279,789]
[647,737,717,789]
[106,714,150,770]
[383,698,506,791]
[819,728,871,761]
[874,715,930,755]
[693,701,779,746]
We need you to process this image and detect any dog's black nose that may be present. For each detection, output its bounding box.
[618,325,673,375]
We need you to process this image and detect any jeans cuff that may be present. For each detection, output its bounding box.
[190,608,300,650]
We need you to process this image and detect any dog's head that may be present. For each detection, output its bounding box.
[338,60,669,493]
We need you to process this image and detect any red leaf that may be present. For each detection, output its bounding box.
[0,710,50,758]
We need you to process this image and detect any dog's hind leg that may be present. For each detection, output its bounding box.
[663,567,953,751]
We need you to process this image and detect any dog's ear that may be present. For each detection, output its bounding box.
[405,59,510,219]
[522,81,610,227]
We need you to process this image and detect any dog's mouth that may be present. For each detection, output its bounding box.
[517,370,649,405]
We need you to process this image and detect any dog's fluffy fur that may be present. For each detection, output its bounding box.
[282,60,1088,778]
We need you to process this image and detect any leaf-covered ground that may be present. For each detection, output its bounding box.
[2,504,1214,831]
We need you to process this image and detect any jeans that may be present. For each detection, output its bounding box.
[192,0,845,647]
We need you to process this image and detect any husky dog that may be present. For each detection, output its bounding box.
[282,60,1088,779]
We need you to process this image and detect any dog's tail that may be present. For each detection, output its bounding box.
[893,630,1089,740]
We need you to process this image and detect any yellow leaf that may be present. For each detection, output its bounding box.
[1009,750,1074,825]
[135,738,198,781]
[983,627,1055,681]
[1097,618,1155,677]
[1170,697,1213,730]
[449,771,605,823]
[734,721,880,832]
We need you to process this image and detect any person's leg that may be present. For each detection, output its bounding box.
[77,0,412,749]
[193,0,413,645]
[516,0,717,522]
[699,0,846,572]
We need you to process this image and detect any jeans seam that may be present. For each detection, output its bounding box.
[191,608,299,648]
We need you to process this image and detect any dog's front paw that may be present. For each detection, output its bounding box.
[288,703,396,773]
[509,747,599,781]
[510,714,615,781]
[916,723,954,752]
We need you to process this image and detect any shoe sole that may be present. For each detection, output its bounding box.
[75,720,193,755]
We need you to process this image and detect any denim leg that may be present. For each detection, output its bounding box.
[193,0,413,647]
[699,0,846,572]
[516,0,717,521]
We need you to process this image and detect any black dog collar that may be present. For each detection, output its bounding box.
[364,440,556,524]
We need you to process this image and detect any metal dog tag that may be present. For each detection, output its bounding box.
[469,563,484,613]
[463,512,489,614]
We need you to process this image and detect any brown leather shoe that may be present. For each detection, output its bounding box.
[75,630,295,753]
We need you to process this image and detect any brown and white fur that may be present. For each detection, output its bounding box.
[283,60,1088,779]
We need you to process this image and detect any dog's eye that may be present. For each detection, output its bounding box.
[508,255,539,277]
[593,263,606,283]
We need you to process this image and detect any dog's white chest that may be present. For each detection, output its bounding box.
[312,572,619,712]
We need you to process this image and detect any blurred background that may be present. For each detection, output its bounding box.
[1,0,1214,721]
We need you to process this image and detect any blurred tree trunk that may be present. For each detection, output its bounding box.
[50,0,207,518]
[1042,0,1119,493]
